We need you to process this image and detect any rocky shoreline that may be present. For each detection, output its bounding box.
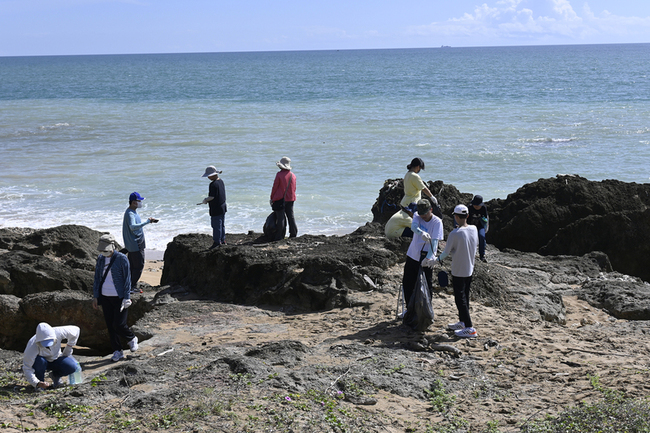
[1,175,649,432]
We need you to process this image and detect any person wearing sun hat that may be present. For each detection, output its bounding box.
[199,166,227,249]
[92,234,139,362]
[22,322,80,391]
[437,204,479,339]
[270,156,297,240]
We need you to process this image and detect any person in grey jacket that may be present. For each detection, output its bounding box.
[92,234,139,362]
[22,322,79,391]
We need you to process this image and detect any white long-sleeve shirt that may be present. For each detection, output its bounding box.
[22,323,80,387]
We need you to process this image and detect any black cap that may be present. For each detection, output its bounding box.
[471,195,483,206]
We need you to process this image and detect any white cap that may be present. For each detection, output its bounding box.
[453,204,469,215]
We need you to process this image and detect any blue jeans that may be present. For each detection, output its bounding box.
[211,214,225,244]
[33,355,77,381]
[477,227,486,258]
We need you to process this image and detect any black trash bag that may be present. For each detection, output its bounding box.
[263,211,286,241]
[403,268,434,331]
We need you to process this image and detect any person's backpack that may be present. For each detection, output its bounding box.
[403,268,434,331]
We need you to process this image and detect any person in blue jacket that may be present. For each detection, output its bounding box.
[92,234,139,362]
[122,192,157,293]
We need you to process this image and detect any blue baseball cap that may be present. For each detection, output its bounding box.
[41,339,54,347]
[129,192,145,202]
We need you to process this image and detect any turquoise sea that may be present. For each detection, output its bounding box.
[1,44,649,251]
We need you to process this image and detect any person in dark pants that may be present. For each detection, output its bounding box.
[467,195,489,262]
[401,199,444,311]
[199,166,227,249]
[92,234,139,362]
[122,191,157,293]
[270,156,297,240]
[437,205,479,338]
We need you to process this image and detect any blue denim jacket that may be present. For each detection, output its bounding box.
[93,252,131,302]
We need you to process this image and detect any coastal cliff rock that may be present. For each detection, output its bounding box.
[0,225,117,296]
[487,175,650,281]
[161,224,404,311]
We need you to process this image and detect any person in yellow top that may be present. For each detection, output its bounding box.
[386,158,436,239]
[400,158,434,207]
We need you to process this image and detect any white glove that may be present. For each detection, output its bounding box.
[62,346,73,357]
[120,299,132,312]
[421,258,435,268]
[421,232,432,242]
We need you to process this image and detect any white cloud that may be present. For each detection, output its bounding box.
[407,0,650,45]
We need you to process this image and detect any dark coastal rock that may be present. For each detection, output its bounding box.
[577,276,650,320]
[0,294,29,350]
[0,225,114,297]
[0,250,94,297]
[161,224,403,311]
[469,249,612,324]
[487,175,650,281]
[0,225,113,266]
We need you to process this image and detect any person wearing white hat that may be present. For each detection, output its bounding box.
[92,234,139,362]
[199,166,227,249]
[437,204,479,338]
[23,322,80,391]
[270,156,297,240]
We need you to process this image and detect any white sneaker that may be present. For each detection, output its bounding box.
[128,336,138,352]
[111,350,124,362]
[455,327,478,338]
[397,310,407,319]
[447,321,465,330]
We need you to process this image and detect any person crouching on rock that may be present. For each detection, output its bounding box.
[23,322,80,391]
[92,234,139,362]
[401,199,444,308]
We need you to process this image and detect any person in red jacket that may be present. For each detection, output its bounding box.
[270,156,297,240]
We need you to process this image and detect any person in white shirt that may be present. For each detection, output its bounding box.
[22,322,79,391]
[437,204,479,338]
[401,199,444,307]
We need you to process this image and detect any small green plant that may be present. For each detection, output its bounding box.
[424,379,456,413]
[90,374,107,387]
[486,419,501,433]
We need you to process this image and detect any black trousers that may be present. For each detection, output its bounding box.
[402,255,433,306]
[452,275,473,328]
[127,244,145,289]
[100,295,135,352]
[272,200,298,240]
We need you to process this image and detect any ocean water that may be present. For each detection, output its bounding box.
[1,44,649,251]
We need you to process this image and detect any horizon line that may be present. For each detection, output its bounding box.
[1,41,648,59]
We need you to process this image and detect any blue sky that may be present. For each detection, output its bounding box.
[1,0,650,56]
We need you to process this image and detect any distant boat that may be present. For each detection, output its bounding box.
[441,45,451,48]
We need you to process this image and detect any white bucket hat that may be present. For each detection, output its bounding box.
[97,233,116,252]
[202,166,222,177]
[276,157,292,171]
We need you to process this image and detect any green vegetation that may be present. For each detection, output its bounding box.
[425,379,456,413]
[521,375,650,433]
